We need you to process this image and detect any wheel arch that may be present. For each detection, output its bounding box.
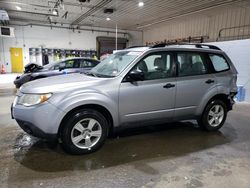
[206,94,232,111]
[58,104,114,138]
[197,93,232,117]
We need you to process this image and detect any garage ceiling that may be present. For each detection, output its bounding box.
[0,0,249,30]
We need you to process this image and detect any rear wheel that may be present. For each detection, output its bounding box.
[198,100,227,131]
[61,109,108,154]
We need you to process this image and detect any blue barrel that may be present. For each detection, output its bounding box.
[236,86,245,102]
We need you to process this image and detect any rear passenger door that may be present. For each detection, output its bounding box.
[175,52,216,119]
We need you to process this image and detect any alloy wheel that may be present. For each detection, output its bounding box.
[71,118,102,150]
[207,104,225,127]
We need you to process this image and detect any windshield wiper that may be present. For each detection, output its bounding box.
[83,72,97,77]
[83,72,115,78]
[95,73,115,78]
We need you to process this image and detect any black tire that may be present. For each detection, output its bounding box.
[61,109,108,155]
[198,100,227,131]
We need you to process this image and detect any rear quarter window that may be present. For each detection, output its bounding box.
[209,54,229,72]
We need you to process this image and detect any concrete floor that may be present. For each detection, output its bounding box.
[1,88,250,188]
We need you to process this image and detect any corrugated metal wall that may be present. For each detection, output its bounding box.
[143,2,250,44]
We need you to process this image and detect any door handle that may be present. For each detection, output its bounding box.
[163,83,175,89]
[205,79,215,84]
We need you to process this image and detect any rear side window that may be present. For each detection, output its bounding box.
[209,54,229,72]
[177,53,208,77]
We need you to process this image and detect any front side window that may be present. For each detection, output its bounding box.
[178,53,208,76]
[79,60,95,68]
[65,60,76,68]
[133,52,173,80]
[53,64,60,70]
[209,54,229,72]
[54,60,75,70]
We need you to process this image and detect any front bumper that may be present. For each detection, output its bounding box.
[12,99,66,140]
[16,119,57,140]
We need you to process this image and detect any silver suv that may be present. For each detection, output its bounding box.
[12,43,238,154]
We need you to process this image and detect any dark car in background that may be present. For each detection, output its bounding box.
[14,57,100,88]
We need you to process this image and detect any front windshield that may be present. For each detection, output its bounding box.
[90,51,141,77]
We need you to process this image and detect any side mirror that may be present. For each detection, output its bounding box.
[127,70,144,81]
[59,63,65,71]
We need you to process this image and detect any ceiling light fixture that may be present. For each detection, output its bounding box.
[16,6,22,10]
[52,9,58,15]
[138,2,144,7]
[106,17,111,21]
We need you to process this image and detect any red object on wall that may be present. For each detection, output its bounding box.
[1,64,6,74]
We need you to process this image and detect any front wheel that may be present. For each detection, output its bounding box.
[61,109,108,154]
[198,100,227,131]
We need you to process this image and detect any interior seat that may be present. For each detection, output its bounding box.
[179,61,192,76]
[138,60,148,73]
[154,58,165,71]
[192,61,204,74]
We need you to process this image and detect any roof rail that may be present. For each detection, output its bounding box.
[194,43,221,50]
[126,45,147,49]
[151,42,177,48]
[151,42,221,50]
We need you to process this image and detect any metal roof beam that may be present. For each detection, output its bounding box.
[70,0,112,26]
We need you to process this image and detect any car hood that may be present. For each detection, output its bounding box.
[20,73,109,94]
[19,68,49,77]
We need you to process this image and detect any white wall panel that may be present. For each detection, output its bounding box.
[143,4,250,44]
[0,26,142,72]
[209,40,250,102]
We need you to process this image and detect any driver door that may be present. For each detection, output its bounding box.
[119,51,176,124]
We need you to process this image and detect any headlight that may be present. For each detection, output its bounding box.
[17,93,52,107]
